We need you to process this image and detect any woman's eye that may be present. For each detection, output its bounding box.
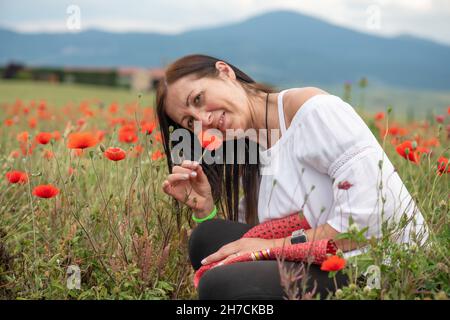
[194,93,201,105]
[187,118,194,128]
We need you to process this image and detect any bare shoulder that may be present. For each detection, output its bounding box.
[283,87,330,128]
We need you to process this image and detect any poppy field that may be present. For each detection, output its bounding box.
[0,80,449,300]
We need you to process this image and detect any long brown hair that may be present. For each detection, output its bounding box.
[156,54,277,225]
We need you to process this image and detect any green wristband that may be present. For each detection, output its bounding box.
[192,205,217,223]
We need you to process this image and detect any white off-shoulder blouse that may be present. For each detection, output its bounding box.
[243,88,428,258]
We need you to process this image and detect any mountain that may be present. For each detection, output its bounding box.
[1,10,450,90]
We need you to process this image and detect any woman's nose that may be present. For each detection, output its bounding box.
[199,111,213,127]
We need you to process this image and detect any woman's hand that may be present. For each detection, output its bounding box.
[162,160,214,218]
[201,237,286,267]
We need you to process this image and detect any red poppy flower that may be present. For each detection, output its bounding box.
[119,131,138,143]
[28,118,37,129]
[96,130,106,142]
[67,132,98,149]
[38,100,46,111]
[374,112,385,121]
[32,184,59,198]
[4,118,14,126]
[437,156,450,175]
[17,131,29,144]
[134,144,143,154]
[380,126,408,139]
[396,141,429,164]
[77,118,86,127]
[52,131,62,141]
[422,137,440,148]
[110,117,127,127]
[154,132,162,142]
[435,115,445,124]
[9,150,20,159]
[198,130,223,151]
[6,170,28,184]
[43,150,54,160]
[109,102,118,113]
[118,125,138,143]
[337,181,353,190]
[141,121,156,135]
[151,150,165,161]
[36,132,53,145]
[104,147,126,161]
[320,255,346,272]
[129,144,144,158]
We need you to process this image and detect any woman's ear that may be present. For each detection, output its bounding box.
[215,61,236,81]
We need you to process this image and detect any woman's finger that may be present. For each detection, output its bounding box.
[172,165,193,174]
[188,163,209,183]
[201,243,238,265]
[162,180,175,195]
[162,179,186,195]
[167,173,190,184]
[180,160,200,170]
[173,166,199,179]
[211,252,243,269]
[172,161,199,174]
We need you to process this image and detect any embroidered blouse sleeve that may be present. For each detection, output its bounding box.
[295,95,399,238]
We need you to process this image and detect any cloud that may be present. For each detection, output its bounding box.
[0,0,449,44]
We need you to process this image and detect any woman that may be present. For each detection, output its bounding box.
[156,54,428,299]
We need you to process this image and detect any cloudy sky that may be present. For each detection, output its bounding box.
[1,0,449,45]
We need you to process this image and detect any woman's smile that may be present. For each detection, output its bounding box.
[218,111,226,131]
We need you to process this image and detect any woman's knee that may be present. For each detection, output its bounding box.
[188,219,227,270]
[188,218,253,270]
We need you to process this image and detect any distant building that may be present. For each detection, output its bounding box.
[118,67,165,91]
[1,62,165,90]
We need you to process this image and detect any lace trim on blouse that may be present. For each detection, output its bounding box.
[328,143,379,179]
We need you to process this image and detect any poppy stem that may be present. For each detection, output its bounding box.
[116,161,119,196]
[25,164,37,262]
[333,275,338,292]
[197,148,208,164]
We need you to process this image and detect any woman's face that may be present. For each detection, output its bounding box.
[164,62,252,139]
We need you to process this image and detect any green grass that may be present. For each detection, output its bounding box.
[0,80,155,106]
[0,80,448,300]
